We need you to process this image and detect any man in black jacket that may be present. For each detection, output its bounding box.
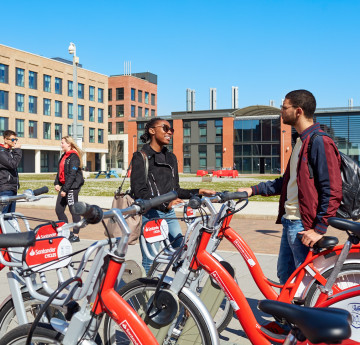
[0,130,22,213]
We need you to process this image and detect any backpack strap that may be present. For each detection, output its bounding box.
[116,150,148,196]
[307,132,332,179]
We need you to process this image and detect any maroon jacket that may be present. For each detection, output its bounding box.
[251,123,342,234]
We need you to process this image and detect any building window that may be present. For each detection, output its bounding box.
[55,101,62,117]
[151,109,155,117]
[215,119,223,143]
[98,88,104,103]
[215,145,222,169]
[116,122,124,134]
[183,121,191,144]
[138,107,143,117]
[29,96,37,114]
[68,80,73,97]
[43,98,51,116]
[16,119,24,137]
[108,88,112,101]
[29,120,37,138]
[0,117,8,136]
[68,125,72,136]
[68,103,73,119]
[199,120,207,143]
[131,105,136,118]
[116,104,124,117]
[40,152,49,172]
[138,90,142,103]
[199,145,207,169]
[55,77,62,95]
[89,107,95,122]
[16,93,24,112]
[151,93,155,106]
[108,122,112,134]
[108,105,112,118]
[16,68,24,87]
[89,86,95,101]
[131,88,136,101]
[78,104,84,120]
[55,124,62,140]
[145,108,149,117]
[145,92,149,104]
[43,75,51,92]
[29,71,37,89]
[0,64,9,84]
[43,122,51,139]
[98,129,104,143]
[89,128,95,143]
[0,90,9,110]
[98,108,104,123]
[78,83,84,99]
[116,88,124,100]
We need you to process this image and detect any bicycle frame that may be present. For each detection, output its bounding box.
[220,218,360,305]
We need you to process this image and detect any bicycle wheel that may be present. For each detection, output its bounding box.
[0,291,65,337]
[103,278,215,345]
[148,260,234,333]
[305,263,360,306]
[0,323,63,345]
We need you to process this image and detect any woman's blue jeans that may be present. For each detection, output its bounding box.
[277,217,309,284]
[140,208,183,274]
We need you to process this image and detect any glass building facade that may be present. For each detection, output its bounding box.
[315,109,360,165]
[233,117,281,174]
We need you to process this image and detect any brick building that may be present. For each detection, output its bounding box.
[107,72,157,170]
[0,44,108,172]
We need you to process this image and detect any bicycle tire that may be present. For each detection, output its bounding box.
[103,277,215,345]
[0,291,65,337]
[0,323,63,345]
[305,263,360,306]
[148,260,234,333]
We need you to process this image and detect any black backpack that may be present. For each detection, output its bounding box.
[308,132,360,220]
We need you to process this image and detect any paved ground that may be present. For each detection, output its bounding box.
[0,199,349,345]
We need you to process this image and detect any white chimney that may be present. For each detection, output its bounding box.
[349,98,354,108]
[186,89,195,111]
[232,86,239,108]
[210,88,217,110]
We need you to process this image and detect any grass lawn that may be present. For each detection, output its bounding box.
[18,173,280,202]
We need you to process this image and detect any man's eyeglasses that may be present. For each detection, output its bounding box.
[8,138,18,142]
[280,105,297,111]
[151,124,175,134]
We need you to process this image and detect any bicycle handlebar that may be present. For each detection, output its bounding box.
[73,203,104,224]
[33,186,49,196]
[217,191,248,202]
[134,191,178,213]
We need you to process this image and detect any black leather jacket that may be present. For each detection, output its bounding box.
[0,147,22,193]
[54,153,84,193]
[130,144,198,212]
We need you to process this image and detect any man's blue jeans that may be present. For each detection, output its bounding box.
[140,208,183,274]
[277,217,309,284]
[0,190,16,213]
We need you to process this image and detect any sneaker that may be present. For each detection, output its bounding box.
[69,232,80,243]
[262,321,289,335]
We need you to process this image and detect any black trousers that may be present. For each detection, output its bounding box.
[55,189,81,234]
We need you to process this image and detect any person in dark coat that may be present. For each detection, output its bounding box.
[54,136,84,242]
[131,118,215,273]
[0,130,22,213]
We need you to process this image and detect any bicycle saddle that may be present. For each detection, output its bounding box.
[329,217,360,237]
[0,232,35,248]
[297,233,339,249]
[258,299,351,344]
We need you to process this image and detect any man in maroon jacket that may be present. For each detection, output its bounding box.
[238,90,342,285]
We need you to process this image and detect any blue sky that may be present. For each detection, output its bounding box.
[2,0,360,115]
